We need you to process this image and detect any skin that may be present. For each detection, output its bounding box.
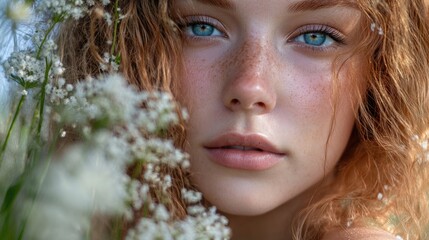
[323,228,398,240]
[174,0,370,239]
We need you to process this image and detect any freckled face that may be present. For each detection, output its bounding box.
[175,0,363,216]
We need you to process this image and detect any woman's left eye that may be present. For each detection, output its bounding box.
[290,25,345,50]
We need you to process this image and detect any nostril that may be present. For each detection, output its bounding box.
[256,102,265,108]
[231,99,240,105]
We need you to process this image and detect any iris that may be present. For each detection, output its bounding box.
[191,23,215,36]
[303,33,327,46]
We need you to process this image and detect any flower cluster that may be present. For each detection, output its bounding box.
[126,187,230,240]
[37,0,110,20]
[0,0,230,239]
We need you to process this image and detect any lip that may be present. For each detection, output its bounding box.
[203,133,285,170]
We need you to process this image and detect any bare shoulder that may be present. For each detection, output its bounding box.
[322,228,399,240]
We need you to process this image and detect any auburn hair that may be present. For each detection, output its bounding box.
[57,0,429,239]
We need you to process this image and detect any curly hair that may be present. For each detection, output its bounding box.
[294,1,429,239]
[57,0,429,239]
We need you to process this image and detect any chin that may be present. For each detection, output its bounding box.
[202,186,287,216]
[217,201,277,216]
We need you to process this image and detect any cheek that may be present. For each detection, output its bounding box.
[281,57,358,162]
[278,58,334,127]
[178,54,220,108]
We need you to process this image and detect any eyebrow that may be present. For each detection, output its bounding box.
[191,0,357,12]
[288,0,358,11]
[193,0,236,10]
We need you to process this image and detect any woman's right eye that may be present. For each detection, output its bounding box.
[182,16,225,38]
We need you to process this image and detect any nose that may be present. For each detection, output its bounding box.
[222,39,277,114]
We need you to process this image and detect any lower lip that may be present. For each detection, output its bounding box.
[205,148,284,170]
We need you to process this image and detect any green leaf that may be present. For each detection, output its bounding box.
[0,178,23,214]
[10,75,40,89]
[10,75,26,87]
[114,54,121,65]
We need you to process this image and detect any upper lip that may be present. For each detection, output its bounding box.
[204,132,284,155]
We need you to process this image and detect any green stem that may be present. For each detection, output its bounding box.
[35,20,58,59]
[17,153,53,240]
[1,94,26,160]
[110,0,120,57]
[36,58,52,138]
[17,124,62,239]
[12,23,18,52]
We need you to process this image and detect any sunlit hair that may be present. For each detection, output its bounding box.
[57,0,429,239]
[295,1,429,239]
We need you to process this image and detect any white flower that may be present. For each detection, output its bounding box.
[22,134,129,240]
[24,200,90,240]
[3,51,43,84]
[181,188,203,204]
[187,205,206,215]
[0,0,33,58]
[61,74,143,126]
[40,143,128,213]
[154,204,170,221]
[34,0,111,21]
[104,12,112,25]
[5,0,32,23]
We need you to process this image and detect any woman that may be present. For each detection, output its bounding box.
[59,0,429,239]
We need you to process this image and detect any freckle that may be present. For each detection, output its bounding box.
[231,40,267,76]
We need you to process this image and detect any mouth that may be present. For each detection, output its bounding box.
[205,132,284,154]
[203,133,285,170]
[221,145,263,151]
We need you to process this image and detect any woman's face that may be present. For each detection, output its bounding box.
[175,0,363,216]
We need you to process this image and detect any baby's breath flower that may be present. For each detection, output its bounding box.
[181,188,203,204]
[187,205,206,215]
[35,0,98,20]
[370,22,384,35]
[60,129,66,137]
[3,50,43,85]
[154,204,170,221]
[5,0,32,23]
[22,142,129,240]
[0,0,33,56]
[104,12,112,25]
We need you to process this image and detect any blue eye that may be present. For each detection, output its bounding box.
[185,22,223,37]
[190,23,215,36]
[182,16,225,38]
[295,32,335,47]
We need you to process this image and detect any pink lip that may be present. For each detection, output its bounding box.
[204,133,285,170]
